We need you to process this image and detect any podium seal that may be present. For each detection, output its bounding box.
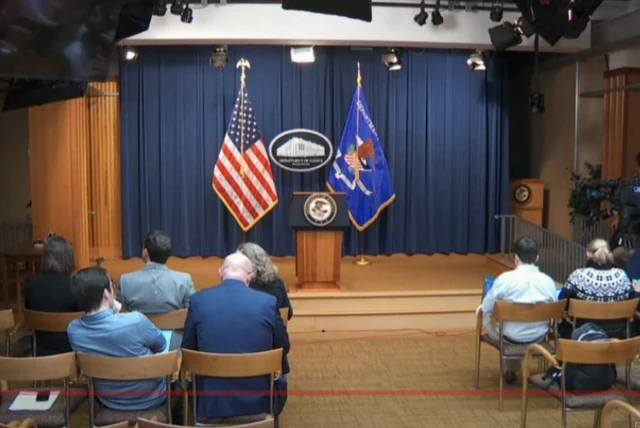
[303,193,338,227]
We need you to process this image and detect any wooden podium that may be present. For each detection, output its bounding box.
[289,192,350,291]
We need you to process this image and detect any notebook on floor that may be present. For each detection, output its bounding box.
[9,391,59,411]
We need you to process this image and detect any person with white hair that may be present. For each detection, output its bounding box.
[182,252,290,420]
[237,242,293,320]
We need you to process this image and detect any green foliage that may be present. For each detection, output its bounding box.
[568,162,602,224]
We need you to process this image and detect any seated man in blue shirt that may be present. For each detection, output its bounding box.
[480,237,558,384]
[67,267,168,411]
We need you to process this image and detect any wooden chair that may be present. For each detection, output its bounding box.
[146,310,188,330]
[521,336,640,428]
[0,309,19,357]
[181,348,283,426]
[21,310,83,356]
[76,351,180,427]
[99,416,160,428]
[0,419,38,428]
[567,298,640,338]
[0,352,85,428]
[599,400,640,427]
[138,417,275,427]
[279,308,289,327]
[475,300,566,411]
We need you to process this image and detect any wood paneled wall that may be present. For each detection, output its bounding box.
[87,82,122,259]
[28,80,123,267]
[29,99,91,268]
[602,68,640,179]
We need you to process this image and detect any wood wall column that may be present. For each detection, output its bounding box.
[87,81,122,259]
[29,99,91,269]
[602,68,640,178]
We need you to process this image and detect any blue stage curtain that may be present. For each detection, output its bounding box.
[120,46,509,258]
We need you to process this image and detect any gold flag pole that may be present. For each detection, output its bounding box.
[237,58,250,243]
[354,62,371,266]
[236,58,251,179]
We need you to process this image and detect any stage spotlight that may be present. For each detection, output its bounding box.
[488,22,523,51]
[121,47,138,62]
[431,9,443,25]
[467,51,486,71]
[181,6,193,23]
[291,46,315,63]
[153,0,167,16]
[210,46,229,68]
[414,0,428,26]
[515,16,535,37]
[170,0,183,15]
[489,5,503,22]
[382,48,402,71]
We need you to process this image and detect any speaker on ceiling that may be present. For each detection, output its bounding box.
[282,0,373,22]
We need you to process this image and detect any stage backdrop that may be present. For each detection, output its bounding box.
[120,46,509,258]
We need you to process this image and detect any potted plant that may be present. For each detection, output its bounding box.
[568,162,602,224]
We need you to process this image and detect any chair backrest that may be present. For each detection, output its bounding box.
[181,348,283,378]
[568,298,639,320]
[494,300,567,322]
[22,309,83,333]
[138,417,275,428]
[0,309,15,331]
[0,418,39,428]
[77,351,180,380]
[0,352,77,382]
[279,308,289,327]
[146,310,188,330]
[557,336,640,364]
[600,399,640,427]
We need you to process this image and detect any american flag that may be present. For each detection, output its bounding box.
[212,88,278,231]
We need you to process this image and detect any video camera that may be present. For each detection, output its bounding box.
[585,176,640,248]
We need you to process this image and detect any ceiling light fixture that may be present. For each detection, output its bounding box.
[290,46,315,64]
[382,48,402,71]
[414,0,428,26]
[467,50,487,71]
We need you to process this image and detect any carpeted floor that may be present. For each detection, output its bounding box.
[63,330,632,428]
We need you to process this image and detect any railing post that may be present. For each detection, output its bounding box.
[500,216,506,261]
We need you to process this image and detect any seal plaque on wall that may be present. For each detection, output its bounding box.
[268,129,333,172]
[303,193,338,227]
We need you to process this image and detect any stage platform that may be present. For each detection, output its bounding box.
[103,254,506,333]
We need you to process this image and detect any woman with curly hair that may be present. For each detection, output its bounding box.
[237,242,293,320]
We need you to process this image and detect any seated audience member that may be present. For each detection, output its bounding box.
[481,237,558,384]
[24,236,79,355]
[237,242,293,320]
[560,239,635,339]
[625,244,640,281]
[612,246,635,269]
[119,230,195,313]
[67,267,168,411]
[182,253,290,420]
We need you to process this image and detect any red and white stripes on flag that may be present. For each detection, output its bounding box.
[212,88,278,231]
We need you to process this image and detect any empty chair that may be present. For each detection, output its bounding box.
[0,418,38,428]
[0,309,18,357]
[600,400,640,427]
[138,417,275,427]
[567,298,639,339]
[146,310,188,331]
[0,352,85,428]
[21,310,82,357]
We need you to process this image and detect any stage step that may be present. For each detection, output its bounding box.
[288,290,480,333]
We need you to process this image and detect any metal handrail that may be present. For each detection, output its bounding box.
[573,214,613,248]
[495,215,588,283]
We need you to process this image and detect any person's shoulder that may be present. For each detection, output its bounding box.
[117,311,149,325]
[168,269,193,283]
[249,287,278,306]
[119,270,141,284]
[610,267,631,280]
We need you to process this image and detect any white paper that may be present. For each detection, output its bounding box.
[160,329,173,354]
[9,391,59,411]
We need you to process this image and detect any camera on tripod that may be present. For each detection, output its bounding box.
[584,176,640,248]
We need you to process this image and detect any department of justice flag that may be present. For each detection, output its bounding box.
[327,83,395,231]
[212,87,278,231]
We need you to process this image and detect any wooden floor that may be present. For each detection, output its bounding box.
[102,254,492,293]
[101,254,496,333]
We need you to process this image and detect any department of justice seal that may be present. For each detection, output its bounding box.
[303,193,338,227]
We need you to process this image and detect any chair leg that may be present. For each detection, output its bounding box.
[499,356,504,412]
[520,380,529,428]
[592,409,601,428]
[561,404,567,428]
[474,336,481,389]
